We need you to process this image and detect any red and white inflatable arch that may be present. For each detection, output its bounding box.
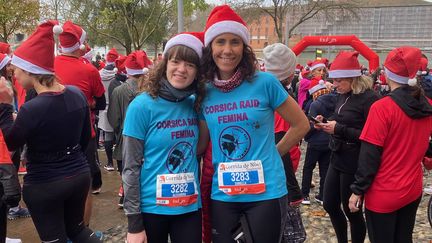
[292,35,379,72]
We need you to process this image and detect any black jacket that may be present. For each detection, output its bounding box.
[329,89,380,174]
[305,93,337,145]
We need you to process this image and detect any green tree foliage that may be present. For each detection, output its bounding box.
[0,0,40,42]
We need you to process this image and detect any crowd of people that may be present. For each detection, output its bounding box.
[0,4,431,243]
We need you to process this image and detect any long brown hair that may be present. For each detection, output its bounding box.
[201,42,258,82]
[141,45,205,111]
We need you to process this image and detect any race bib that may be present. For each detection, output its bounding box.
[218,160,266,196]
[156,173,198,207]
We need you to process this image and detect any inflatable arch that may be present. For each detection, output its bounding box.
[292,35,379,72]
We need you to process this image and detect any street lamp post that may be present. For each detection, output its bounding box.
[178,0,184,33]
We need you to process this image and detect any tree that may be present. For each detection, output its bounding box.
[51,0,208,54]
[230,0,359,43]
[0,0,40,42]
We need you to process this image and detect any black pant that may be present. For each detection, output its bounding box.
[275,132,303,203]
[22,173,101,243]
[323,164,366,243]
[211,196,287,243]
[366,196,421,243]
[0,185,6,243]
[301,143,330,199]
[141,210,202,243]
[85,137,102,190]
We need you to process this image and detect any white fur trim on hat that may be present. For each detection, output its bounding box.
[0,55,11,70]
[126,67,144,76]
[11,55,53,75]
[328,69,362,79]
[80,29,87,44]
[310,63,326,71]
[408,78,417,86]
[205,20,249,46]
[164,34,203,58]
[384,67,409,84]
[53,25,63,35]
[60,42,81,53]
[309,82,326,94]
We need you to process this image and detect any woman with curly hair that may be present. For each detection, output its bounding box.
[122,32,205,243]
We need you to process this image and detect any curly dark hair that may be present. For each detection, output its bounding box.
[141,45,205,112]
[201,42,258,82]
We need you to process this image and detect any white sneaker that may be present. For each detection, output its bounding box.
[302,196,311,205]
[424,186,432,195]
[6,238,22,243]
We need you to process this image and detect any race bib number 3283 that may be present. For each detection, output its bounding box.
[156,173,198,207]
[218,160,266,196]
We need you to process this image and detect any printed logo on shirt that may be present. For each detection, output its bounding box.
[218,126,251,160]
[166,141,194,173]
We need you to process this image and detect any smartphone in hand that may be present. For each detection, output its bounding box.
[308,115,327,124]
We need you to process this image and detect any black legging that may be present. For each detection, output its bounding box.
[323,164,366,243]
[0,185,6,243]
[85,137,102,190]
[141,210,202,243]
[22,173,101,243]
[211,196,287,243]
[275,132,303,203]
[366,196,421,243]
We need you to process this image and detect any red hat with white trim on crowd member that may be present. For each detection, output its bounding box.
[164,32,204,58]
[11,20,62,75]
[0,53,11,70]
[115,54,127,74]
[0,42,11,55]
[106,48,119,65]
[81,43,93,62]
[384,46,422,86]
[328,51,362,79]
[308,75,330,100]
[204,5,249,46]
[295,64,304,73]
[125,50,152,76]
[58,21,87,54]
[309,59,326,71]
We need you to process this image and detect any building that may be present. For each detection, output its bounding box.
[247,1,432,52]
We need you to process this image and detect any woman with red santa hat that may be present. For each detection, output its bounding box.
[0,20,102,243]
[349,46,432,243]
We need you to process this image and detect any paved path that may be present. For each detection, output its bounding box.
[6,149,432,242]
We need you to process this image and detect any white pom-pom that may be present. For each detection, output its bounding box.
[319,79,325,85]
[143,67,149,74]
[113,68,118,73]
[79,44,86,51]
[53,25,63,35]
[408,78,417,86]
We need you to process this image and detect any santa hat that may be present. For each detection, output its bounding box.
[115,55,127,74]
[308,76,327,94]
[204,5,249,46]
[295,64,304,72]
[309,59,326,71]
[106,48,119,64]
[11,20,62,75]
[59,21,87,53]
[328,51,362,79]
[263,43,296,81]
[0,53,11,70]
[82,44,93,61]
[164,32,204,58]
[384,46,422,86]
[0,42,11,54]
[125,50,151,76]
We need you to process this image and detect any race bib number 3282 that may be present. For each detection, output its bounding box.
[218,160,266,196]
[156,173,198,207]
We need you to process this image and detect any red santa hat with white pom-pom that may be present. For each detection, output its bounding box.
[308,76,327,94]
[11,20,62,74]
[58,21,87,53]
[163,32,204,58]
[384,46,422,87]
[125,50,152,76]
[328,51,362,79]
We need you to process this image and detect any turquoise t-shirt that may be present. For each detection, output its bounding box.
[201,71,289,202]
[123,93,201,215]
